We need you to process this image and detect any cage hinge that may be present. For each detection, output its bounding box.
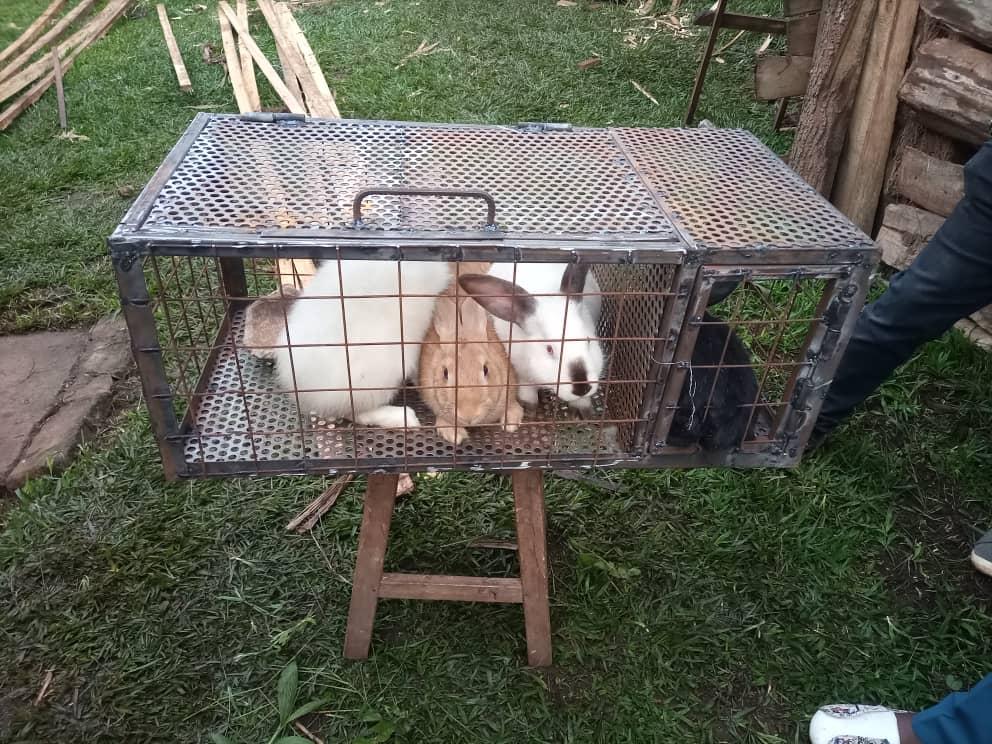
[240,112,307,124]
[515,121,572,133]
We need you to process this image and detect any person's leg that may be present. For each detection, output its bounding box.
[912,673,992,744]
[814,140,992,438]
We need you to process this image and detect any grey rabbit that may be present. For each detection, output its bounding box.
[667,281,759,451]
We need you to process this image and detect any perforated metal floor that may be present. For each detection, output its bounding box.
[182,308,627,471]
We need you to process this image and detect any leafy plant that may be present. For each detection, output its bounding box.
[210,662,327,744]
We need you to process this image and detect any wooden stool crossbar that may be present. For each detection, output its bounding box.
[343,469,553,666]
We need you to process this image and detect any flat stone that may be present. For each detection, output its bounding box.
[79,314,132,379]
[0,331,88,485]
[7,398,97,487]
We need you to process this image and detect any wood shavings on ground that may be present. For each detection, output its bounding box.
[396,39,449,68]
[631,80,659,105]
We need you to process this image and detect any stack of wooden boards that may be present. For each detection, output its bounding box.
[0,0,131,131]
[788,0,992,345]
[212,0,339,118]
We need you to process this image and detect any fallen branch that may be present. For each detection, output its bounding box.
[51,49,66,130]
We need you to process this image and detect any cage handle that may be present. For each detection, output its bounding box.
[352,187,498,230]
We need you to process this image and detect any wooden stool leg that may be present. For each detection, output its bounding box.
[343,473,399,660]
[512,470,552,667]
[684,0,729,126]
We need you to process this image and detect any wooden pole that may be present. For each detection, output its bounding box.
[788,0,879,195]
[830,0,919,231]
[50,49,66,131]
[512,470,552,667]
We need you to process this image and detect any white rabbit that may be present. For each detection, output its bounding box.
[273,260,452,428]
[457,263,604,411]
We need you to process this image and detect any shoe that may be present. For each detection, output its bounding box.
[972,528,992,577]
[809,704,906,744]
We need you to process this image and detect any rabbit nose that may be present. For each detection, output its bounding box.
[569,360,591,397]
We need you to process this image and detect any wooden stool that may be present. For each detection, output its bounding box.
[342,469,552,666]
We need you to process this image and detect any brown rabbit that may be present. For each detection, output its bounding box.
[419,264,524,445]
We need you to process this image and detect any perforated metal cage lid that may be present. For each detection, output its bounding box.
[110,113,873,257]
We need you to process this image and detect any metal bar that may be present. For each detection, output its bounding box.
[113,254,185,478]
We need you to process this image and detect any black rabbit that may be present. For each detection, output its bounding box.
[667,280,759,451]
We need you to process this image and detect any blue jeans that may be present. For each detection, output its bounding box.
[815,140,992,434]
[913,673,992,744]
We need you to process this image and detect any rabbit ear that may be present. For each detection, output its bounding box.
[560,263,590,297]
[707,278,743,306]
[433,293,459,337]
[457,295,490,334]
[458,274,536,326]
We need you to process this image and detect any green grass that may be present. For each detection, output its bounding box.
[1,1,991,743]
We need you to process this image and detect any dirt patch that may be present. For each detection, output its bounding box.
[538,665,595,708]
[876,458,992,607]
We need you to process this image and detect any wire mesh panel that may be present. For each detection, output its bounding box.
[110,114,876,478]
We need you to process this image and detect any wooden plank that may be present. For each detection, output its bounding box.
[262,0,304,107]
[156,4,193,93]
[51,49,66,130]
[831,0,919,232]
[218,1,306,114]
[876,203,944,270]
[378,574,524,603]
[754,55,812,100]
[0,3,119,105]
[893,146,965,217]
[0,0,129,131]
[899,37,992,146]
[0,0,68,67]
[343,474,399,660]
[789,0,879,196]
[921,0,992,49]
[693,9,786,34]
[784,0,823,15]
[0,0,97,85]
[217,6,253,113]
[258,0,336,118]
[786,13,819,55]
[512,470,552,667]
[275,3,339,118]
[236,0,261,111]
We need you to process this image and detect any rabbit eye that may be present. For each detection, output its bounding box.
[546,344,555,356]
[483,364,489,377]
[442,367,449,381]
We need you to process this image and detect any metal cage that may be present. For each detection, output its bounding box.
[109,114,876,479]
